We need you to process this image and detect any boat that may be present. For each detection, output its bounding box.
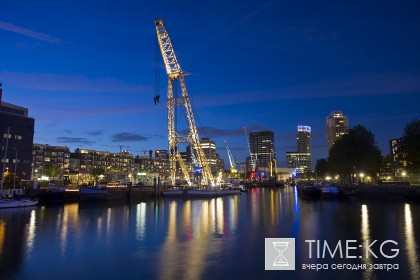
[297,185,321,199]
[79,185,107,200]
[320,186,339,198]
[162,188,241,197]
[79,183,129,201]
[238,184,248,193]
[43,184,80,202]
[0,127,39,209]
[340,186,359,199]
[0,198,39,209]
[222,179,248,192]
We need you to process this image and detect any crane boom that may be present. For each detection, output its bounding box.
[155,19,182,78]
[155,19,215,187]
[224,140,237,170]
[244,127,257,170]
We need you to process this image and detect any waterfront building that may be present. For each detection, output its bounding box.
[69,158,80,173]
[186,139,223,175]
[71,148,135,184]
[286,152,311,175]
[388,138,408,180]
[296,125,312,171]
[134,155,169,180]
[389,138,406,164]
[249,131,276,175]
[0,84,35,181]
[32,144,71,180]
[275,167,294,181]
[199,138,222,174]
[326,111,349,151]
[155,150,168,159]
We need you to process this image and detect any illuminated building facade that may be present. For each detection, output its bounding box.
[249,131,276,173]
[199,138,222,174]
[0,85,35,181]
[388,138,407,179]
[326,111,349,151]
[72,148,134,173]
[297,125,312,171]
[32,144,71,180]
[285,125,312,175]
[155,150,168,159]
[286,152,311,175]
[134,155,169,178]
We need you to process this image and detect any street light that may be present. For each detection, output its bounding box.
[402,171,406,181]
[359,172,364,184]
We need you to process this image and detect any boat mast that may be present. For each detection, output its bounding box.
[1,127,11,190]
[14,150,17,189]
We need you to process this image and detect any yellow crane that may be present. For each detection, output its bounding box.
[154,19,215,187]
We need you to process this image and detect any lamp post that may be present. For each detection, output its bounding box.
[402,171,406,182]
[359,172,364,184]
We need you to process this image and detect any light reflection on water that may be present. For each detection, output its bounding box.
[0,188,418,280]
[405,203,420,280]
[25,210,36,259]
[361,204,375,280]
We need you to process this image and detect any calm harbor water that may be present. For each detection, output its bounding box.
[0,187,419,280]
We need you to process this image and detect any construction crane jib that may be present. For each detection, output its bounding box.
[155,19,215,187]
[244,127,257,170]
[224,140,237,171]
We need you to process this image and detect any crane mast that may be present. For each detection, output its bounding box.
[155,19,215,187]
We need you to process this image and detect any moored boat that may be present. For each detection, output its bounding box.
[0,198,39,209]
[79,185,107,200]
[79,184,129,201]
[320,186,339,198]
[162,188,241,197]
[297,185,321,199]
[340,186,359,199]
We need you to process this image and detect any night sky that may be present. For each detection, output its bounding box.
[1,0,419,167]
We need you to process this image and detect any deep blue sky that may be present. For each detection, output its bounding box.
[1,0,419,167]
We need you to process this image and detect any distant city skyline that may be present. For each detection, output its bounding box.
[1,0,419,167]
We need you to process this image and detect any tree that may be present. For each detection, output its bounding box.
[315,158,328,179]
[91,166,105,185]
[401,119,420,181]
[328,125,382,184]
[43,162,61,179]
[3,173,19,187]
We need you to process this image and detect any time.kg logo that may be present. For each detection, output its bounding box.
[265,238,295,270]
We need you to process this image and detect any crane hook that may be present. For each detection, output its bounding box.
[154,95,160,105]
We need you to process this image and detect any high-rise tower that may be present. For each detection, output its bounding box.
[286,125,312,174]
[249,131,276,172]
[297,125,311,153]
[297,125,312,171]
[326,111,349,151]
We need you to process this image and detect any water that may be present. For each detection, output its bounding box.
[0,187,419,280]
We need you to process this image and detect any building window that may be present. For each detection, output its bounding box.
[15,135,22,140]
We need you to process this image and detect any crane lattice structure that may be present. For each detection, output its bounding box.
[155,19,214,187]
[244,127,257,171]
[224,140,238,174]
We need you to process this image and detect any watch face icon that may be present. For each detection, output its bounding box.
[272,241,289,266]
[265,238,295,270]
